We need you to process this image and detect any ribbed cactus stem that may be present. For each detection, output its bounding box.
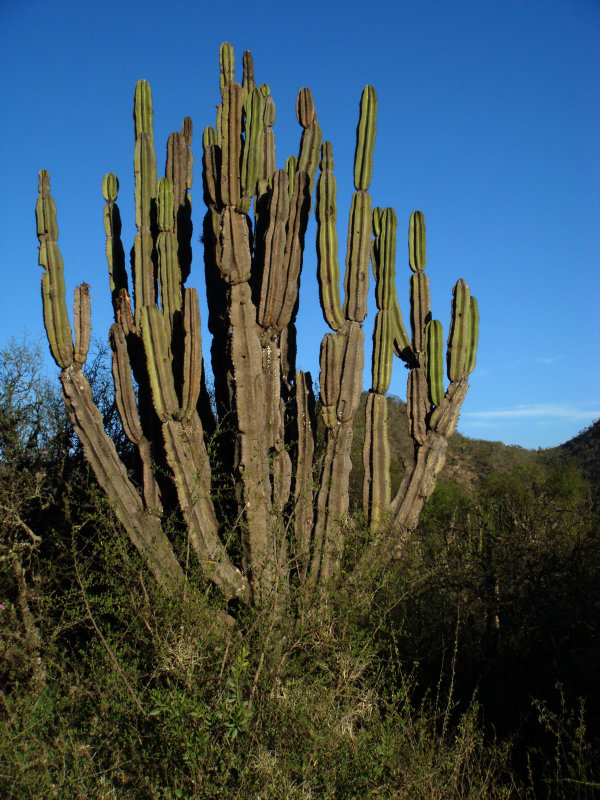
[336,322,364,424]
[73,284,91,367]
[447,279,472,381]
[133,84,158,324]
[316,142,344,331]
[219,42,235,97]
[202,126,220,210]
[274,169,311,332]
[220,82,243,207]
[156,177,182,337]
[297,94,322,194]
[375,208,397,311]
[110,322,144,445]
[239,87,266,212]
[353,86,377,191]
[102,173,128,306]
[134,79,154,140]
[425,319,445,407]
[319,332,342,410]
[141,304,179,421]
[410,271,431,354]
[242,50,255,97]
[343,191,372,322]
[165,117,194,282]
[372,310,394,394]
[296,88,316,128]
[36,170,74,369]
[285,155,297,200]
[363,391,390,531]
[180,288,203,420]
[258,170,290,328]
[465,296,479,374]
[409,210,426,272]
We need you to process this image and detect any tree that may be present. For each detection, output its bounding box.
[0,337,71,689]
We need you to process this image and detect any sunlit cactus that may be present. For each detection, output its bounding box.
[36,43,478,612]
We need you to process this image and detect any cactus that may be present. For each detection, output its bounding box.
[37,43,478,614]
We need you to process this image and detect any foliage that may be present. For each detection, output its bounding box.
[0,337,598,797]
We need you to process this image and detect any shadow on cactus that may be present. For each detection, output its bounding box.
[36,42,478,613]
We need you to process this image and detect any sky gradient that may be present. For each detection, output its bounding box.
[1,0,598,449]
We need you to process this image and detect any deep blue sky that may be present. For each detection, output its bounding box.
[1,0,598,449]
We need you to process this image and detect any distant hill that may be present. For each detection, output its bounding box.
[347,394,598,506]
[546,418,600,496]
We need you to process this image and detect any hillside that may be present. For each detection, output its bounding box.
[348,393,598,505]
[548,418,600,489]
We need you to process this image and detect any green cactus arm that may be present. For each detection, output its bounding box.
[102,173,128,308]
[319,332,342,410]
[372,206,383,237]
[258,170,290,328]
[370,205,412,362]
[407,368,429,445]
[166,126,192,211]
[109,321,162,513]
[219,42,235,97]
[165,119,193,283]
[343,191,372,322]
[73,284,91,367]
[263,94,276,127]
[285,155,297,200]
[425,319,445,407]
[274,169,311,332]
[110,322,144,445]
[296,88,316,128]
[316,142,344,332]
[180,288,203,420]
[133,79,154,140]
[36,170,74,369]
[220,82,243,207]
[372,310,394,395]
[378,208,398,309]
[297,99,322,194]
[239,86,266,211]
[242,49,255,98]
[202,126,221,210]
[447,279,472,381]
[156,178,182,338]
[465,295,479,374]
[140,304,179,421]
[353,86,377,191]
[391,296,413,360]
[409,270,431,355]
[409,210,426,272]
[257,94,276,198]
[133,128,158,320]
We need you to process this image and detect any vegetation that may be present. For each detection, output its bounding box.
[1,339,598,798]
[2,40,597,799]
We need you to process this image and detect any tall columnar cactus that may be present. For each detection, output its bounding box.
[36,43,478,614]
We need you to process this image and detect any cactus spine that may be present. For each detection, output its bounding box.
[37,44,479,615]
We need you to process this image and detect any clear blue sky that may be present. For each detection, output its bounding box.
[1,0,598,449]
